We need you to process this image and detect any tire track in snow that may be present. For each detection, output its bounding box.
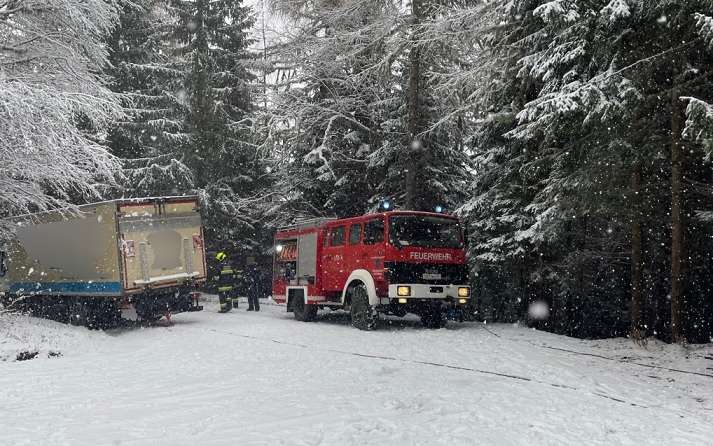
[201,327,651,409]
[477,325,713,379]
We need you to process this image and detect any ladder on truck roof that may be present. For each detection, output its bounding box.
[277,217,336,232]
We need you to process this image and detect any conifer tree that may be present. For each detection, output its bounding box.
[450,0,713,341]
[107,0,193,198]
[167,0,264,252]
[108,0,265,253]
[264,0,473,222]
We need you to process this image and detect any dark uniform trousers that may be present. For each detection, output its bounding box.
[247,266,260,311]
[218,266,236,313]
[247,286,260,311]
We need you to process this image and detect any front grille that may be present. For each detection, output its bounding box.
[384,262,468,285]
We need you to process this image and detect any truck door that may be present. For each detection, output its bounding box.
[321,225,346,292]
[362,217,386,276]
[347,223,363,273]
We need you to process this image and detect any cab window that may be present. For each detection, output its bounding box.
[349,223,362,245]
[330,226,346,246]
[363,218,384,244]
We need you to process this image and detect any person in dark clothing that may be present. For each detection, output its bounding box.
[216,252,236,313]
[246,259,260,311]
[231,268,245,309]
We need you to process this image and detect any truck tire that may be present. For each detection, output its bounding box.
[293,295,317,322]
[68,299,88,327]
[91,299,122,329]
[135,297,167,323]
[420,305,447,329]
[350,283,377,331]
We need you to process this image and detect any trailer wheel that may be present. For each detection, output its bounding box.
[91,299,122,329]
[135,297,167,324]
[68,299,88,327]
[420,304,446,329]
[293,295,317,322]
[350,283,377,331]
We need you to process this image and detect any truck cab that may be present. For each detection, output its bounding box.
[272,211,470,329]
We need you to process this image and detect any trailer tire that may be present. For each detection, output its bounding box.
[350,283,377,331]
[68,299,88,327]
[293,295,317,322]
[135,297,168,323]
[91,299,122,329]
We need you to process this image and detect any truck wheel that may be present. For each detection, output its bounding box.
[420,305,446,329]
[92,299,122,329]
[293,296,317,322]
[68,300,87,327]
[135,297,167,323]
[350,284,377,331]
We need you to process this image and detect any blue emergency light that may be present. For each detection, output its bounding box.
[434,205,444,213]
[379,198,392,211]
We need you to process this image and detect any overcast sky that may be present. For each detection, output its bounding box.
[246,0,290,50]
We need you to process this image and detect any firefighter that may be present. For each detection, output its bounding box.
[216,251,235,313]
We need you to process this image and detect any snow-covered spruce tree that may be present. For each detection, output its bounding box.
[449,0,713,341]
[263,0,472,223]
[599,0,713,343]
[445,1,625,332]
[0,0,122,236]
[501,1,643,338]
[163,0,268,254]
[106,0,194,198]
[384,0,473,212]
[261,0,398,222]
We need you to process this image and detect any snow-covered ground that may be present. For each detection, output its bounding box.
[2,299,713,446]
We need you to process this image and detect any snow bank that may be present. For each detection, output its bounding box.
[0,312,106,362]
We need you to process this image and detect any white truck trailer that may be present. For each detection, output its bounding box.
[0,196,206,327]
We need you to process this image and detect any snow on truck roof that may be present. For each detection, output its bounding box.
[276,211,459,233]
[2,196,200,221]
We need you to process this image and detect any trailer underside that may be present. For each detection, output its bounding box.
[1,286,203,329]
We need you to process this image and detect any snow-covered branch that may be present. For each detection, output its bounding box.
[0,0,122,237]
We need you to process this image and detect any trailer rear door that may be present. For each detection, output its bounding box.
[118,199,206,292]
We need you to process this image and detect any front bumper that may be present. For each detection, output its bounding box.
[387,284,470,302]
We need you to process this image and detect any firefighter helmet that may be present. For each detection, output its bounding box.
[216,251,228,262]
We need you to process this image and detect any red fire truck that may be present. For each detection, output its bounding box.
[272,211,470,330]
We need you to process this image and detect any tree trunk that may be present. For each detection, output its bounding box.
[630,164,645,341]
[404,0,422,210]
[261,0,268,111]
[670,90,685,343]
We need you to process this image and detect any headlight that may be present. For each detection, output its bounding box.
[458,287,470,298]
[458,298,467,304]
[397,286,411,297]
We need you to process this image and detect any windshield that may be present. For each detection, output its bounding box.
[389,215,463,249]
